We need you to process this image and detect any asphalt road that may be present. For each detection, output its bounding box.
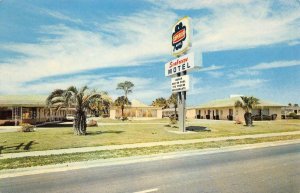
[1,143,299,193]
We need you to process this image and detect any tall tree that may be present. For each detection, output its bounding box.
[234,96,259,127]
[151,97,169,109]
[168,93,178,116]
[46,86,100,135]
[114,96,131,118]
[116,81,134,99]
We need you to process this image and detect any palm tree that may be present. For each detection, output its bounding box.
[114,96,131,118]
[235,96,259,126]
[168,93,178,116]
[88,91,112,117]
[47,86,101,135]
[116,81,134,99]
[152,97,169,109]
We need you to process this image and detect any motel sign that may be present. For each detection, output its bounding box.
[164,16,201,132]
[165,52,195,76]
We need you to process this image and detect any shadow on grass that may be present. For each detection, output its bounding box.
[86,130,125,135]
[39,123,73,128]
[0,140,38,154]
[186,126,211,132]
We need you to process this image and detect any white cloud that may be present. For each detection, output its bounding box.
[249,60,300,70]
[0,9,177,96]
[149,0,253,10]
[229,79,268,88]
[198,65,223,72]
[227,69,260,79]
[1,0,299,104]
[41,9,82,24]
[206,71,224,78]
[151,0,300,51]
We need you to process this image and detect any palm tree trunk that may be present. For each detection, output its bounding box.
[244,112,252,127]
[121,105,124,117]
[74,110,87,135]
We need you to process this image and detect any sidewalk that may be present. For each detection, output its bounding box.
[1,131,300,159]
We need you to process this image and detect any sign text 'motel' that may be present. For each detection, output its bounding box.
[165,52,194,77]
[171,75,190,93]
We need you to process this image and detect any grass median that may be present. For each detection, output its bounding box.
[1,134,299,170]
[0,119,299,154]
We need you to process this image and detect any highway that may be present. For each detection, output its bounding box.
[1,143,299,193]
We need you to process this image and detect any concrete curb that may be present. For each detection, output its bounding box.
[1,139,299,179]
[1,131,300,159]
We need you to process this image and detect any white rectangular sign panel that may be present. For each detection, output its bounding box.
[165,52,195,77]
[172,16,192,57]
[171,75,190,93]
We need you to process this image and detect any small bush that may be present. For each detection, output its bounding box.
[169,116,177,125]
[289,112,297,119]
[19,123,35,132]
[87,119,98,127]
[121,117,128,121]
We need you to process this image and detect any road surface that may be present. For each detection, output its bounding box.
[1,143,299,193]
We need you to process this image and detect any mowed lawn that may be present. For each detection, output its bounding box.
[0,119,299,154]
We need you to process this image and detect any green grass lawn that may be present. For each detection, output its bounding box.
[0,119,299,154]
[89,117,170,123]
[1,134,299,170]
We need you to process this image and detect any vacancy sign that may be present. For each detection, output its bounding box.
[171,75,190,93]
[165,52,195,77]
[172,16,191,57]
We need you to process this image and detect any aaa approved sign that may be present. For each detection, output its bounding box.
[172,16,191,57]
[171,75,190,93]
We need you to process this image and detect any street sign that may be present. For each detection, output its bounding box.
[171,75,190,93]
[172,16,191,57]
[165,52,195,77]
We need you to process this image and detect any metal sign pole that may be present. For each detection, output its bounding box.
[169,16,193,132]
[177,71,187,132]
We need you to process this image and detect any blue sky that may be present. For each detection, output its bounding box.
[0,0,299,106]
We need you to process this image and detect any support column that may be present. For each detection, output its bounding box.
[177,71,187,132]
[11,107,13,121]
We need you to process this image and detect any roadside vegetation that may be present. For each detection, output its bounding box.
[47,86,102,135]
[0,120,299,154]
[1,134,299,170]
[235,96,259,126]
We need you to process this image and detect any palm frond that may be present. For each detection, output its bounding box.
[83,93,101,107]
[66,86,78,95]
[46,89,65,106]
[80,85,88,94]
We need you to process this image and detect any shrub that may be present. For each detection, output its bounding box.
[19,123,35,132]
[87,119,98,127]
[169,116,177,125]
[121,117,128,121]
[289,112,297,119]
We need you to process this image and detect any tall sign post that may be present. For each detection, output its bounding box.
[165,16,193,132]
